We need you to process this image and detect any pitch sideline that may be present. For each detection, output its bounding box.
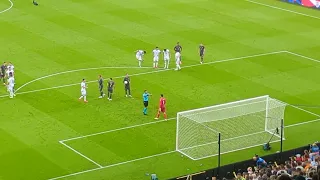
[0,0,13,14]
[245,0,320,20]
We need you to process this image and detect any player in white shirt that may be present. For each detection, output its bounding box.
[79,79,88,103]
[7,62,14,72]
[163,49,170,69]
[6,67,14,93]
[7,73,15,98]
[135,50,146,67]
[152,47,161,68]
[175,52,181,71]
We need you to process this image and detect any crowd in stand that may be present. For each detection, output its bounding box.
[230,143,320,180]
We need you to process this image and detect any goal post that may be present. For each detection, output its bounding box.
[176,95,287,160]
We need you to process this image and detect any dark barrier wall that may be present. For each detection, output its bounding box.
[169,144,315,180]
[281,0,320,9]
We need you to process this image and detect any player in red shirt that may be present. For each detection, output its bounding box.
[155,94,167,120]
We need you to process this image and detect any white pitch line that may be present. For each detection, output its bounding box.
[245,0,320,20]
[59,141,103,168]
[0,0,13,14]
[285,51,320,63]
[285,118,320,128]
[15,66,154,93]
[50,116,320,180]
[48,150,176,180]
[0,50,285,98]
[61,118,176,142]
[288,104,320,118]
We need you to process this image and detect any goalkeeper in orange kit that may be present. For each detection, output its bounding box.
[155,94,167,120]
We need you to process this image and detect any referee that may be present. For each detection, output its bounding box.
[123,74,132,97]
[98,75,105,98]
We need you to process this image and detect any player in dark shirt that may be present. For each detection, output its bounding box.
[123,74,131,97]
[98,75,105,98]
[1,62,7,84]
[199,44,205,64]
[107,78,115,101]
[174,42,182,62]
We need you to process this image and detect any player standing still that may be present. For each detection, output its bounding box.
[174,42,182,62]
[123,74,132,97]
[135,50,146,67]
[163,49,170,69]
[7,72,15,98]
[199,44,205,64]
[107,78,115,101]
[79,79,88,103]
[0,62,6,85]
[155,94,167,120]
[175,52,181,71]
[152,47,161,68]
[98,75,105,98]
[143,90,152,115]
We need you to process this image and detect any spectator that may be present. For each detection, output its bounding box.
[310,143,319,160]
[253,155,267,169]
[296,161,304,171]
[312,174,319,180]
[304,150,310,161]
[278,174,291,180]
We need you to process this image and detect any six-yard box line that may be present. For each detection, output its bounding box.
[48,50,320,180]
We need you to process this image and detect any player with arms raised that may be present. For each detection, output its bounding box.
[152,47,161,68]
[79,79,88,103]
[199,44,205,64]
[155,94,167,120]
[163,49,170,69]
[135,50,146,67]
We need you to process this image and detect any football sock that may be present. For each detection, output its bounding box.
[164,113,167,119]
[79,96,83,99]
[138,61,141,67]
[143,107,147,114]
[84,96,87,101]
[155,62,158,67]
[156,112,160,118]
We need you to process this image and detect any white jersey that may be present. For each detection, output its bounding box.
[6,70,14,77]
[163,50,170,60]
[136,50,144,61]
[8,65,14,71]
[8,77,14,88]
[152,49,161,61]
[81,82,86,95]
[175,52,181,61]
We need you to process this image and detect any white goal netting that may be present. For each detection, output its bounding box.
[176,95,286,160]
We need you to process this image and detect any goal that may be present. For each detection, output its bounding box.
[176,95,286,160]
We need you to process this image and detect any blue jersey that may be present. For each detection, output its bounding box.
[143,93,149,101]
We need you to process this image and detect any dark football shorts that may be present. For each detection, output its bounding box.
[143,101,148,107]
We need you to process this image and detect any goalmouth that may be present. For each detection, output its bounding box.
[176,95,286,160]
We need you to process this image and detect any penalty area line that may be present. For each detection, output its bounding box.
[47,150,176,180]
[0,0,13,14]
[0,50,285,98]
[59,141,103,168]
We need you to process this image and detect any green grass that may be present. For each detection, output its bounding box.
[0,0,320,179]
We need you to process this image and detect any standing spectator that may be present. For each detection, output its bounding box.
[310,143,319,159]
[253,155,267,169]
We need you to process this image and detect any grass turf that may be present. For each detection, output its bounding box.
[0,0,320,179]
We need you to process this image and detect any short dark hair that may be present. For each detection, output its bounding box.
[110,78,112,80]
[82,79,85,81]
[160,94,163,97]
[143,51,146,54]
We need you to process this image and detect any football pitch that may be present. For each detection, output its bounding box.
[1,0,320,179]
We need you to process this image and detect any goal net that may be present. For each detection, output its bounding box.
[176,95,286,160]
